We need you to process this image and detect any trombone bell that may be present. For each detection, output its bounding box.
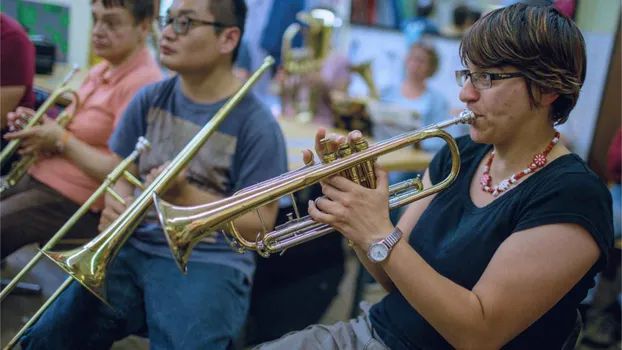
[41,247,112,308]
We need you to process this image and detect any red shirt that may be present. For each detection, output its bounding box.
[607,128,621,184]
[0,13,35,110]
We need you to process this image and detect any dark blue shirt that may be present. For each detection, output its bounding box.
[370,135,613,349]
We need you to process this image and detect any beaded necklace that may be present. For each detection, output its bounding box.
[480,131,560,196]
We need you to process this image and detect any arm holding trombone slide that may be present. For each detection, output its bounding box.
[0,137,150,302]
[153,109,475,272]
[1,137,150,350]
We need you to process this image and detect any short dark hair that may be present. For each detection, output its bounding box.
[416,1,435,18]
[92,0,155,23]
[409,41,440,78]
[209,0,247,63]
[453,4,471,27]
[459,3,586,125]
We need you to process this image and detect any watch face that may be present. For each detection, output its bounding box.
[369,243,389,262]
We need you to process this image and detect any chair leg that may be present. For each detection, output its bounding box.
[0,279,43,296]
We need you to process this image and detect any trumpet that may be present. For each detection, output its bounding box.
[153,109,476,272]
[1,64,81,194]
[1,137,151,350]
[36,56,274,303]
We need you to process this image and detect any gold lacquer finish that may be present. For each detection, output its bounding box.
[38,56,274,300]
[279,8,342,121]
[1,137,151,350]
[0,65,81,194]
[154,109,476,271]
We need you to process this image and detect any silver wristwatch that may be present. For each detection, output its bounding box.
[367,227,403,263]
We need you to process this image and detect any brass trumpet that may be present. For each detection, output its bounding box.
[1,65,81,193]
[37,56,274,303]
[1,137,150,350]
[154,109,475,273]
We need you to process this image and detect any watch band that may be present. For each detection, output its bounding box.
[383,227,403,249]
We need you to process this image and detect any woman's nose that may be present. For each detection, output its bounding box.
[458,78,480,103]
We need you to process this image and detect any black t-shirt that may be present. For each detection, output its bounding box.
[370,136,613,350]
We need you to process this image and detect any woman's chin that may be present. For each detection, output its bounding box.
[469,127,488,144]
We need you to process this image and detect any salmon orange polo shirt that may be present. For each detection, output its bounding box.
[29,47,164,211]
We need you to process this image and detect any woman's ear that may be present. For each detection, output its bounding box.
[540,90,560,108]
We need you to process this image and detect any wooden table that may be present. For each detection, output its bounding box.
[35,65,434,173]
[278,118,433,172]
[34,63,88,106]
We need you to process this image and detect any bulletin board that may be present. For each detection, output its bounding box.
[2,0,70,63]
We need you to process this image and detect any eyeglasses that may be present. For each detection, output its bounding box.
[455,70,524,90]
[158,16,231,35]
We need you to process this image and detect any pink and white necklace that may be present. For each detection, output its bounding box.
[480,131,560,196]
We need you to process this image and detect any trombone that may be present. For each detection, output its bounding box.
[1,65,81,194]
[3,57,275,350]
[153,109,476,272]
[1,137,150,350]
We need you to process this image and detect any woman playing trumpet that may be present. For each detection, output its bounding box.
[255,2,613,349]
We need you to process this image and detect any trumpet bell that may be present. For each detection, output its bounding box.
[41,246,113,309]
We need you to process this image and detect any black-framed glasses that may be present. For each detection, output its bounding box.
[455,70,524,90]
[158,16,231,35]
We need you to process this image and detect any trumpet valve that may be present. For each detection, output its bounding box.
[337,143,361,185]
[320,137,338,163]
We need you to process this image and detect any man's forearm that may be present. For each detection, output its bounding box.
[63,137,121,182]
[169,185,279,242]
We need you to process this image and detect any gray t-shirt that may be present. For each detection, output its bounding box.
[108,76,288,281]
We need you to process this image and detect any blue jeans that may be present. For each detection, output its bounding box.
[20,244,250,350]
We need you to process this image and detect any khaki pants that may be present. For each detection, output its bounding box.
[253,302,389,350]
[1,175,100,259]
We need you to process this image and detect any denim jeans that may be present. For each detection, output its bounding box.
[20,243,250,350]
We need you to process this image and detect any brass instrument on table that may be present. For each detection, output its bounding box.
[0,64,81,194]
[153,109,476,273]
[1,137,151,350]
[34,56,274,300]
[330,60,380,135]
[279,8,342,122]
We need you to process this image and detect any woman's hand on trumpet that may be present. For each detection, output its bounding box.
[4,107,66,156]
[304,128,395,250]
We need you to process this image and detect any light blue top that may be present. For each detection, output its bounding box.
[374,84,466,154]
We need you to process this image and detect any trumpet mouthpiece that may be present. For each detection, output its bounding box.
[458,109,476,124]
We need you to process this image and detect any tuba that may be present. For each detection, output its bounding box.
[1,65,81,194]
[279,8,343,121]
[153,109,476,273]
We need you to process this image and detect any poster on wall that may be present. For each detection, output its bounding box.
[2,0,70,63]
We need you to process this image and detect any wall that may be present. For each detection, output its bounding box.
[5,0,92,68]
[344,0,622,160]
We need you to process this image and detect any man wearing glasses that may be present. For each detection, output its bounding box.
[1,0,162,260]
[19,1,288,349]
